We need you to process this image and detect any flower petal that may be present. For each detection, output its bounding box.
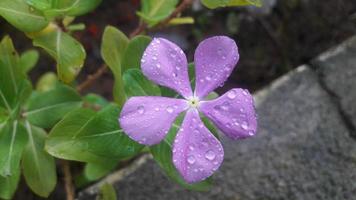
[172,109,224,183]
[199,88,257,140]
[194,36,239,98]
[141,38,193,98]
[119,97,188,145]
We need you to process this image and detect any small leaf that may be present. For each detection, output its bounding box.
[98,183,117,200]
[201,0,262,9]
[0,0,48,32]
[137,0,179,27]
[35,72,58,92]
[121,36,151,72]
[20,49,39,74]
[0,166,20,200]
[123,69,161,98]
[0,36,26,111]
[33,30,86,83]
[24,84,82,128]
[168,17,195,25]
[22,122,57,197]
[84,160,118,181]
[43,0,102,18]
[101,26,129,107]
[83,93,109,108]
[150,114,213,191]
[46,105,144,163]
[0,121,28,177]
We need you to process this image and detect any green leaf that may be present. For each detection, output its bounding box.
[83,93,109,110]
[123,69,161,98]
[22,122,56,197]
[98,183,117,200]
[46,105,144,163]
[201,0,262,9]
[137,0,179,27]
[168,17,195,25]
[33,30,86,83]
[101,26,129,107]
[84,160,118,181]
[0,0,48,32]
[0,36,26,112]
[0,166,20,200]
[35,72,58,92]
[42,0,102,18]
[20,49,39,74]
[121,36,151,72]
[150,114,213,191]
[0,121,28,177]
[24,84,82,128]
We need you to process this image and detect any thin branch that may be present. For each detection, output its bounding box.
[61,160,75,200]
[76,64,108,92]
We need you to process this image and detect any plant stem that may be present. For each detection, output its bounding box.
[76,64,108,92]
[62,160,75,200]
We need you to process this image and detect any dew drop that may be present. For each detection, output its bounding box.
[227,90,237,99]
[155,107,160,111]
[152,56,157,60]
[241,121,248,130]
[205,150,216,160]
[137,106,145,114]
[248,131,254,136]
[156,63,161,68]
[166,106,174,113]
[242,90,248,96]
[189,145,194,150]
[205,76,212,81]
[141,59,146,63]
[187,155,196,164]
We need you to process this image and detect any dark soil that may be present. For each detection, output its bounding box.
[1,0,356,199]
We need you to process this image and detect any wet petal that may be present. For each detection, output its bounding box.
[119,97,188,145]
[199,88,257,140]
[172,109,224,183]
[194,36,239,98]
[141,38,193,98]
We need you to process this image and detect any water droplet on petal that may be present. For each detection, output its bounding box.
[241,121,248,130]
[248,131,254,136]
[187,155,196,164]
[227,90,237,99]
[166,106,174,113]
[156,63,161,68]
[205,150,216,160]
[189,145,194,150]
[137,106,145,114]
[152,56,157,60]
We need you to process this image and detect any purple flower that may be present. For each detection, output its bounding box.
[119,36,257,183]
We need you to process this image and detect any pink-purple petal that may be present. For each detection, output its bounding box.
[141,38,193,98]
[194,36,239,98]
[199,88,257,140]
[172,109,224,183]
[119,97,188,145]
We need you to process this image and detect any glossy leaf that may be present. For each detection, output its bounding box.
[42,0,102,17]
[201,0,262,8]
[101,26,129,106]
[24,84,82,128]
[0,166,20,200]
[20,49,39,74]
[0,0,48,32]
[123,69,161,98]
[33,30,86,83]
[84,160,118,181]
[150,114,213,191]
[98,183,117,200]
[0,36,25,111]
[35,72,58,92]
[0,121,28,177]
[46,105,144,163]
[22,122,56,197]
[83,93,109,108]
[121,36,151,72]
[137,0,179,27]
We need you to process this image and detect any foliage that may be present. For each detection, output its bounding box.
[0,0,260,198]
